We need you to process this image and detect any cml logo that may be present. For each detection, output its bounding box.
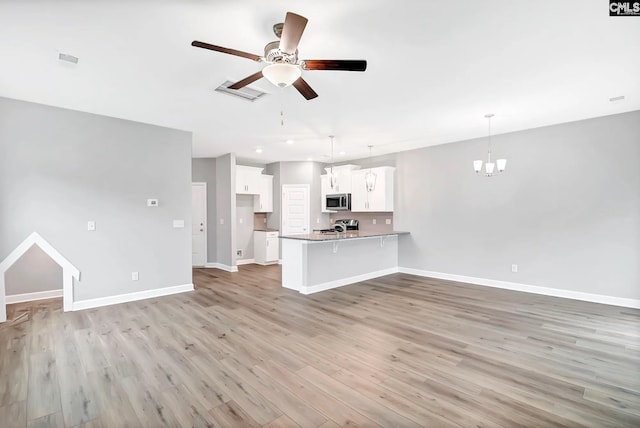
[610,1,640,15]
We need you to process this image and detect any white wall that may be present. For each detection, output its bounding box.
[0,97,193,302]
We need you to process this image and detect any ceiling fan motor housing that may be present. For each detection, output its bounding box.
[264,41,298,64]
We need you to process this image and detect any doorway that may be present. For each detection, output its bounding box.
[281,184,310,235]
[192,182,207,267]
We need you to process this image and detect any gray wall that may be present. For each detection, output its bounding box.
[0,97,193,302]
[192,158,217,263]
[266,162,281,231]
[215,154,236,267]
[394,111,640,300]
[269,161,330,231]
[5,245,62,295]
[235,195,255,260]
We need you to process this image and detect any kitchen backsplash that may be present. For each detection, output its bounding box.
[330,212,394,232]
[253,213,268,230]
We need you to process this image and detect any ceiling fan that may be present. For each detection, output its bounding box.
[191,12,367,100]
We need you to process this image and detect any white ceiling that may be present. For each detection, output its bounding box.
[1,1,638,163]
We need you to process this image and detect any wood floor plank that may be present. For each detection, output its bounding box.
[3,264,639,427]
[0,400,27,428]
[26,351,61,421]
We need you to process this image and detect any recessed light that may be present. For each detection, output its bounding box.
[307,157,313,161]
[255,148,263,153]
[609,95,625,102]
[339,151,346,156]
[286,139,294,145]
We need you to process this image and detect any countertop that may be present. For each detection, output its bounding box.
[279,231,409,241]
[254,228,279,232]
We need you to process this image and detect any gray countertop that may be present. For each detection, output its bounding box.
[279,231,409,241]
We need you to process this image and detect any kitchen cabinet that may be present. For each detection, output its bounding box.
[254,231,279,265]
[323,164,360,194]
[351,166,395,212]
[321,164,360,212]
[254,175,273,213]
[236,165,263,195]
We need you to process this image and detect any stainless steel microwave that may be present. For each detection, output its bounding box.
[326,193,351,211]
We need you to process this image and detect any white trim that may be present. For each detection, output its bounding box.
[398,267,640,309]
[5,289,63,304]
[72,283,194,311]
[192,182,208,267]
[1,232,80,322]
[236,258,255,266]
[204,262,238,273]
[299,267,399,295]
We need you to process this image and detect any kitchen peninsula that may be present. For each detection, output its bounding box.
[280,231,409,294]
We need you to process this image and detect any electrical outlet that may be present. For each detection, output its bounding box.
[316,218,320,224]
[239,218,243,224]
[511,264,518,273]
[373,219,377,225]
[386,219,391,225]
[131,272,139,281]
[220,218,224,225]
[236,249,243,257]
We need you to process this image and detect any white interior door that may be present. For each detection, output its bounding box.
[282,185,310,235]
[192,183,207,266]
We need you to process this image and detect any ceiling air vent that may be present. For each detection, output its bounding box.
[58,53,79,64]
[214,80,267,102]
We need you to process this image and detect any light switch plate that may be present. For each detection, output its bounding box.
[87,221,96,231]
[173,219,185,228]
[220,218,224,225]
[131,272,139,281]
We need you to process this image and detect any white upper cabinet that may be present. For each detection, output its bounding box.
[236,165,263,195]
[321,174,331,212]
[254,174,273,212]
[323,164,360,194]
[351,166,395,212]
[236,165,273,212]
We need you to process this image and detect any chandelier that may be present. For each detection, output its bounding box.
[328,135,337,189]
[364,145,376,192]
[473,113,507,177]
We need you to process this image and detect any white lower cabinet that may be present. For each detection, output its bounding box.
[254,231,279,265]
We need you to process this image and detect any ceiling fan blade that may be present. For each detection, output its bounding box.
[292,77,318,100]
[228,71,264,90]
[279,12,308,54]
[191,41,262,61]
[301,59,367,72]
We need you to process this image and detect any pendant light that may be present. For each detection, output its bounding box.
[364,145,377,192]
[329,135,337,189]
[473,114,507,177]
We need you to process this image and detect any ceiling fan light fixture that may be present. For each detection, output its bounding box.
[262,63,301,87]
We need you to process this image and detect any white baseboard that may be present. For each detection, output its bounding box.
[72,283,194,311]
[204,263,238,273]
[236,259,255,266]
[300,267,399,295]
[398,267,640,309]
[6,289,63,304]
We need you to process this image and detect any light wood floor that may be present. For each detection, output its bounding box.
[1,265,639,427]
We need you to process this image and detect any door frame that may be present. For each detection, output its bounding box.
[281,184,311,235]
[192,182,207,267]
